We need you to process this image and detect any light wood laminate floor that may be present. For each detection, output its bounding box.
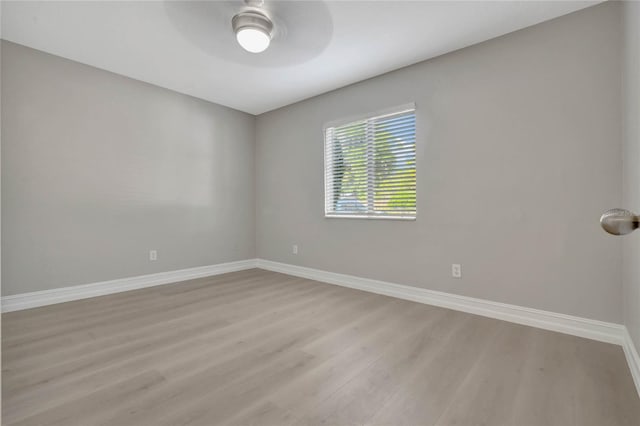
[2,268,639,426]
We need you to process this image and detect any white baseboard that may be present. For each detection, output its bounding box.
[2,256,637,396]
[256,259,625,346]
[1,259,258,313]
[2,257,627,346]
[622,329,640,397]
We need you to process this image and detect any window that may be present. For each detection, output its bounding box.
[324,104,416,219]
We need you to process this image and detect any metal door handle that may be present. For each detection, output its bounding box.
[600,209,639,235]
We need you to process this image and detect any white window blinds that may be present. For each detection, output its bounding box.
[324,105,416,219]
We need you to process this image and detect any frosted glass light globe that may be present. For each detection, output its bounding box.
[236,28,270,53]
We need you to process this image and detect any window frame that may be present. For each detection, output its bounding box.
[323,103,417,221]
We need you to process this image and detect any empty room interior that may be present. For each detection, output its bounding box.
[2,0,640,425]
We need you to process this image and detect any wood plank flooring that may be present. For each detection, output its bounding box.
[2,268,639,425]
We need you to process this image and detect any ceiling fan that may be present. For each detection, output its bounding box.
[164,0,331,66]
[231,0,274,53]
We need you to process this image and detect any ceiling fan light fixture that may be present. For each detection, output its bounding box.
[232,10,273,53]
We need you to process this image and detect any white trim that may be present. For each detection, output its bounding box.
[2,256,636,396]
[256,259,625,345]
[324,214,416,221]
[622,328,640,398]
[1,259,258,313]
[322,102,416,130]
[2,257,627,347]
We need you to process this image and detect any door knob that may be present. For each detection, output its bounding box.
[600,209,639,235]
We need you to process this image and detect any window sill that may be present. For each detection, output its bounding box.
[324,214,416,221]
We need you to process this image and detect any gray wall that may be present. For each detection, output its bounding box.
[1,41,256,296]
[256,2,623,323]
[623,1,640,352]
[1,3,628,327]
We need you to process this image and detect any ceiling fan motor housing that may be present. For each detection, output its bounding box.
[232,10,273,38]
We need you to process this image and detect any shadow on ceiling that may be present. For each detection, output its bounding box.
[164,0,333,68]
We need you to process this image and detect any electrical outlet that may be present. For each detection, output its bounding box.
[452,264,462,278]
[292,244,298,255]
[149,250,158,261]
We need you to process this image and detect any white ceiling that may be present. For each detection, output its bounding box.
[2,1,600,115]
